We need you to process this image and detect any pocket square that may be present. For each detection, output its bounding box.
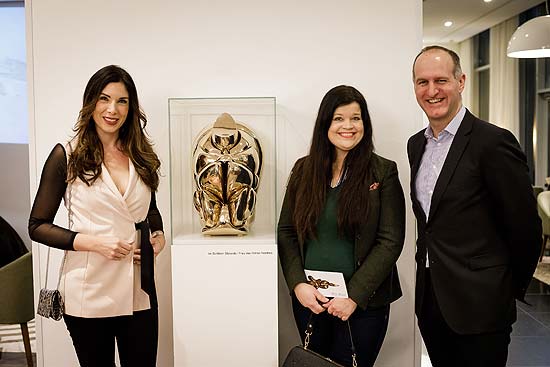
[369,182,379,191]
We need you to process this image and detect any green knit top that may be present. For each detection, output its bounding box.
[304,185,355,281]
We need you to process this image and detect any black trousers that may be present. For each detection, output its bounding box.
[64,308,158,367]
[292,295,389,367]
[418,271,512,367]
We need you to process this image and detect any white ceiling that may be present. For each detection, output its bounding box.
[423,0,545,44]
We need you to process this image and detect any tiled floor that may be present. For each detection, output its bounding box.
[3,279,550,366]
[0,320,36,367]
[421,278,550,367]
[0,353,35,367]
[508,278,550,366]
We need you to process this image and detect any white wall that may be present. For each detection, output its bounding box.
[27,0,423,366]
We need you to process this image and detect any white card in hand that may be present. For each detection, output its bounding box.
[304,269,348,298]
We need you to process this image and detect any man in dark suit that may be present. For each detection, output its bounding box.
[408,45,541,366]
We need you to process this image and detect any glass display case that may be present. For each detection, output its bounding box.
[168,97,277,243]
[168,97,278,366]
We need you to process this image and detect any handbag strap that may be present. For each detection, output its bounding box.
[304,312,358,367]
[346,321,357,367]
[42,246,66,289]
[43,245,51,287]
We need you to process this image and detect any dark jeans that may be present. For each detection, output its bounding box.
[419,271,512,367]
[292,295,390,367]
[64,308,158,367]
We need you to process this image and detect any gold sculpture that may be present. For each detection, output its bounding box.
[307,275,339,290]
[192,113,263,235]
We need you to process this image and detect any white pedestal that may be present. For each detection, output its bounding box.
[171,234,278,367]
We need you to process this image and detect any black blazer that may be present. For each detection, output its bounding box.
[407,109,541,334]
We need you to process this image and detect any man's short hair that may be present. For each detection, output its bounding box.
[412,45,463,79]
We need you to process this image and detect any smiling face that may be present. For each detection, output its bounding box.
[327,102,364,160]
[413,49,465,130]
[92,82,129,140]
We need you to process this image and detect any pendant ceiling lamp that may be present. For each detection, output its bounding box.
[507,0,550,58]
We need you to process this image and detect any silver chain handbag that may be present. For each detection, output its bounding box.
[37,142,72,321]
[36,247,65,321]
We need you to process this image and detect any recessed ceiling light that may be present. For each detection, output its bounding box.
[484,0,492,3]
[444,21,453,27]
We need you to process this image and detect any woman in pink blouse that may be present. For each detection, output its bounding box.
[29,65,165,367]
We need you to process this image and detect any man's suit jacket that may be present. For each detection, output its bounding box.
[407,109,541,335]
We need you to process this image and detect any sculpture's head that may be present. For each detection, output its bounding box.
[192,113,263,235]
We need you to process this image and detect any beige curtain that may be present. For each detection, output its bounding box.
[489,17,519,138]
[458,38,474,111]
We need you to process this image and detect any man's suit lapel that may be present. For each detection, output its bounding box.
[410,131,427,220]
[428,110,474,221]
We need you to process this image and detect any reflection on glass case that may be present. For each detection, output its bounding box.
[192,113,263,235]
[169,97,276,241]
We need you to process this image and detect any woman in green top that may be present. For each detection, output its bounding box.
[278,85,405,367]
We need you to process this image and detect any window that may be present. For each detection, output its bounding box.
[519,3,549,185]
[536,58,550,184]
[0,2,26,144]
[473,29,490,122]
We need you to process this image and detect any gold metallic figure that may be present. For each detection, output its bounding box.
[192,113,263,235]
[307,275,339,290]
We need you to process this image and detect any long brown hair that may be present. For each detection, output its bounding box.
[67,65,160,190]
[291,85,374,244]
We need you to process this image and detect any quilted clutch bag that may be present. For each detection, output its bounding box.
[37,247,66,321]
[37,288,64,321]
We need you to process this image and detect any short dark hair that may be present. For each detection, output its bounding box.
[412,45,463,79]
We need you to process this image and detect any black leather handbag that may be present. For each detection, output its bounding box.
[283,315,357,367]
[283,346,345,367]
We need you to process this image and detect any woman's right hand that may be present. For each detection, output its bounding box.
[294,283,329,314]
[95,237,134,260]
[74,234,133,260]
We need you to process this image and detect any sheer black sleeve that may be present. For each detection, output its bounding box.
[147,191,164,233]
[28,144,77,250]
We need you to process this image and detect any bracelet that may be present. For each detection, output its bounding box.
[151,230,164,238]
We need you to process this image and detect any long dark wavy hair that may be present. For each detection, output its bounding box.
[67,65,160,190]
[291,85,374,244]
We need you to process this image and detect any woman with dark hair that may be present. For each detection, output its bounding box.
[29,65,164,366]
[278,85,405,367]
